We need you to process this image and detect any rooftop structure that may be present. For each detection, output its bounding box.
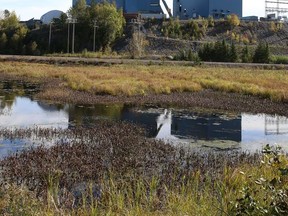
[265,0,288,17]
[40,10,64,24]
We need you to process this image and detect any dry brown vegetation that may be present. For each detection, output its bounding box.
[1,123,288,215]
[0,61,288,102]
[0,123,262,215]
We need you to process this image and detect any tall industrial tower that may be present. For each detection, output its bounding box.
[265,0,288,17]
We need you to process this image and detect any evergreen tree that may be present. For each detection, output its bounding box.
[253,42,270,63]
[229,43,238,62]
[198,43,214,61]
[241,45,251,63]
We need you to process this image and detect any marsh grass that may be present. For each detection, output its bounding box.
[1,152,287,215]
[0,123,288,215]
[1,62,288,102]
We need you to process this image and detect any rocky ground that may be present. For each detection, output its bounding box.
[116,20,288,56]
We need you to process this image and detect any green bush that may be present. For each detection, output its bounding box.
[230,145,288,215]
[270,55,288,64]
[174,49,201,64]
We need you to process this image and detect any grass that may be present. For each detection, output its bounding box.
[46,50,123,59]
[0,123,287,215]
[0,62,288,101]
[0,121,287,215]
[0,61,288,102]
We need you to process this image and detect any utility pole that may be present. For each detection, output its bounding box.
[93,20,98,52]
[71,18,77,54]
[66,17,71,53]
[48,21,54,52]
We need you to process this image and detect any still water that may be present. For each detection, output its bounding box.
[1,94,288,156]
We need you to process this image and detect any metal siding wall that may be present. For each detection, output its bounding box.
[73,0,244,18]
[73,0,124,8]
[124,0,163,14]
[209,0,243,17]
[125,0,138,12]
[174,0,209,18]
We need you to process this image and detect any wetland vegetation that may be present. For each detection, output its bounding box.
[0,124,288,215]
[1,61,288,102]
[1,61,288,215]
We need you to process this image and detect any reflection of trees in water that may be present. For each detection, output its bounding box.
[68,104,124,126]
[0,81,39,112]
[0,82,17,112]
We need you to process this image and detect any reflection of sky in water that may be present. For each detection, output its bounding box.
[153,109,288,152]
[0,97,68,129]
[1,96,288,155]
[241,114,288,152]
[0,97,68,157]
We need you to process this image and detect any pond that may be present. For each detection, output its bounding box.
[1,88,288,157]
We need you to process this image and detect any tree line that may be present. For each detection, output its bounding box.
[176,41,271,64]
[0,0,125,55]
[198,40,270,63]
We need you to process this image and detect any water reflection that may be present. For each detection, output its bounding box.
[0,97,68,128]
[156,109,175,140]
[1,95,288,152]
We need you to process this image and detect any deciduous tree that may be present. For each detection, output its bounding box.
[227,14,240,28]
[90,2,125,52]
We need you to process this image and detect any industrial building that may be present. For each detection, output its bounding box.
[72,0,258,19]
[72,0,174,18]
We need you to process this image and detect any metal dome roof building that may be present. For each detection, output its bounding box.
[40,10,64,24]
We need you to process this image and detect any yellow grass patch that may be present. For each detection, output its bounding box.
[1,62,288,102]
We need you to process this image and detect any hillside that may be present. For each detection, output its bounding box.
[116,20,288,56]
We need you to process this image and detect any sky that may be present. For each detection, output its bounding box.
[243,0,265,17]
[0,0,72,21]
[0,0,282,21]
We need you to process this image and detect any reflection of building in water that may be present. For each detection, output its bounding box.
[122,108,242,142]
[67,105,242,142]
[156,109,178,140]
[265,115,288,135]
[169,111,241,142]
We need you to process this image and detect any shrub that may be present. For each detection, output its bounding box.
[227,14,240,28]
[128,32,149,58]
[174,49,201,64]
[208,16,215,27]
[230,145,288,215]
[270,55,288,64]
[163,18,181,38]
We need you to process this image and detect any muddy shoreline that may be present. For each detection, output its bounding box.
[1,54,288,69]
[1,73,288,116]
[37,84,288,116]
